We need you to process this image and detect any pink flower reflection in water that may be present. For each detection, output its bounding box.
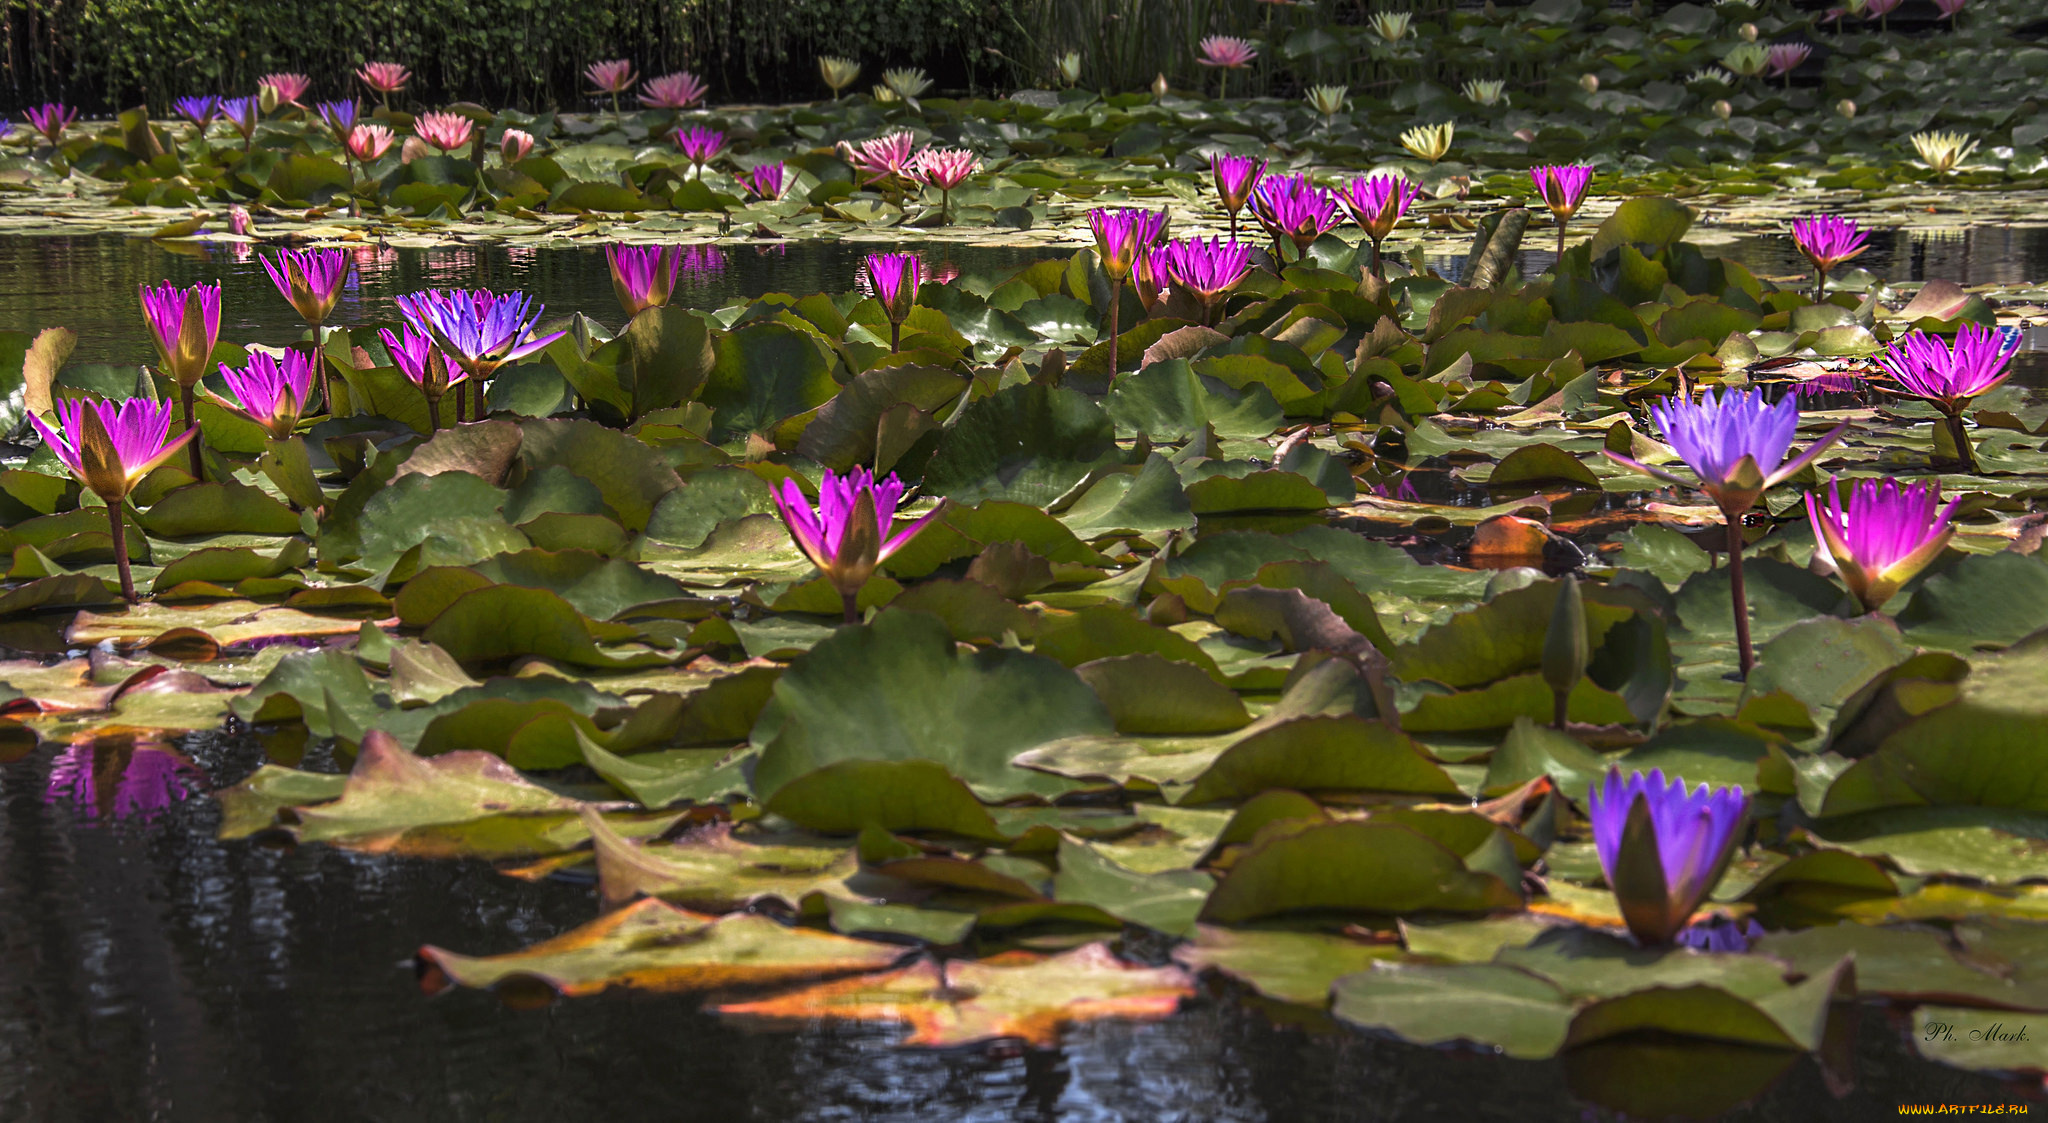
[45,743,199,822]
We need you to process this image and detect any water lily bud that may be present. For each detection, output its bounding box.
[1714,99,1733,120]
[1484,0,1497,13]
[1836,98,1857,119]
[400,136,430,164]
[1739,22,1758,41]
[1152,73,1170,99]
[1541,576,1589,728]
[229,206,251,236]
[1580,73,1600,93]
[257,84,281,115]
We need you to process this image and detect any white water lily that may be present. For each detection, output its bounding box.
[1306,84,1349,118]
[1370,10,1414,41]
[882,67,933,101]
[1400,121,1454,162]
[1461,78,1507,106]
[1911,130,1978,174]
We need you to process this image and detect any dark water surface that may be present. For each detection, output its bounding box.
[3,226,2047,366]
[0,733,2026,1122]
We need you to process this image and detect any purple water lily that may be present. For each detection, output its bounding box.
[211,350,316,440]
[1806,478,1960,613]
[1589,768,1750,946]
[174,96,221,129]
[673,125,725,175]
[1210,154,1267,241]
[31,398,196,600]
[140,280,221,476]
[394,289,564,425]
[378,325,469,430]
[1606,389,1846,674]
[1791,215,1869,299]
[261,247,350,410]
[1157,236,1255,325]
[25,102,77,145]
[1530,164,1595,258]
[1875,323,2020,473]
[1250,173,1340,262]
[1334,174,1421,279]
[741,161,787,202]
[315,99,358,142]
[771,467,944,621]
[220,96,260,147]
[1088,206,1171,375]
[865,253,923,351]
[605,244,683,318]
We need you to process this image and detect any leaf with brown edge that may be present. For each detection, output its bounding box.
[585,809,870,912]
[66,600,372,649]
[714,942,1194,1047]
[416,898,905,1001]
[286,730,642,858]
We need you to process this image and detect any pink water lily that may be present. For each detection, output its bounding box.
[586,59,637,118]
[415,112,475,153]
[605,244,683,318]
[1335,173,1420,277]
[1210,154,1266,241]
[211,349,316,439]
[910,147,980,191]
[771,467,944,620]
[258,73,311,107]
[1530,164,1595,258]
[347,123,395,162]
[1250,172,1340,260]
[31,398,196,600]
[1089,206,1171,375]
[1197,35,1258,69]
[1875,323,2021,473]
[641,71,708,110]
[261,247,350,329]
[139,280,222,473]
[356,62,410,95]
[1765,42,1811,79]
[1157,236,1255,324]
[840,131,917,187]
[1806,478,1961,613]
[25,103,77,145]
[501,128,535,164]
[1791,214,1868,299]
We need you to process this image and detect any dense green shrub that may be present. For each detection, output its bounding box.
[1,0,1024,112]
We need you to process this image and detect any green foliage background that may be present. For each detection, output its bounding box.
[1,0,1022,111]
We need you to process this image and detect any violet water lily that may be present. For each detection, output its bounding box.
[605,244,682,318]
[210,350,315,440]
[1088,206,1171,375]
[1210,154,1266,241]
[1790,215,1868,300]
[1589,768,1750,946]
[260,246,351,411]
[1875,323,2021,474]
[174,96,221,131]
[379,325,469,430]
[1605,388,1846,674]
[25,103,77,146]
[1529,164,1594,259]
[315,99,358,142]
[1806,478,1960,613]
[395,289,565,425]
[741,162,787,202]
[221,97,260,150]
[1250,173,1339,263]
[771,467,943,622]
[30,399,196,600]
[139,280,222,477]
[865,253,923,351]
[673,125,726,176]
[1157,236,1255,326]
[1335,174,1420,278]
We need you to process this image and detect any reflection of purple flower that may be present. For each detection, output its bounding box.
[45,744,197,821]
[46,745,94,809]
[1793,370,1862,398]
[1589,768,1750,946]
[1674,916,1764,953]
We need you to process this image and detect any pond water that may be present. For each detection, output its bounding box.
[3,225,2046,366]
[0,732,2023,1122]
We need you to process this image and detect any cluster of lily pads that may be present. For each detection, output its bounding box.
[6,144,2047,1107]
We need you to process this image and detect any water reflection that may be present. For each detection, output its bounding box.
[44,741,199,821]
[0,731,2026,1121]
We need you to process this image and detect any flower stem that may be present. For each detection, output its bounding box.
[1552,685,1570,733]
[842,590,859,625]
[1107,279,1121,378]
[1727,514,1754,677]
[1814,266,1827,303]
[1556,218,1567,263]
[1947,410,1978,473]
[1228,210,1238,241]
[889,322,901,354]
[1368,236,1384,280]
[180,384,202,478]
[426,393,441,432]
[108,501,135,603]
[313,324,334,416]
